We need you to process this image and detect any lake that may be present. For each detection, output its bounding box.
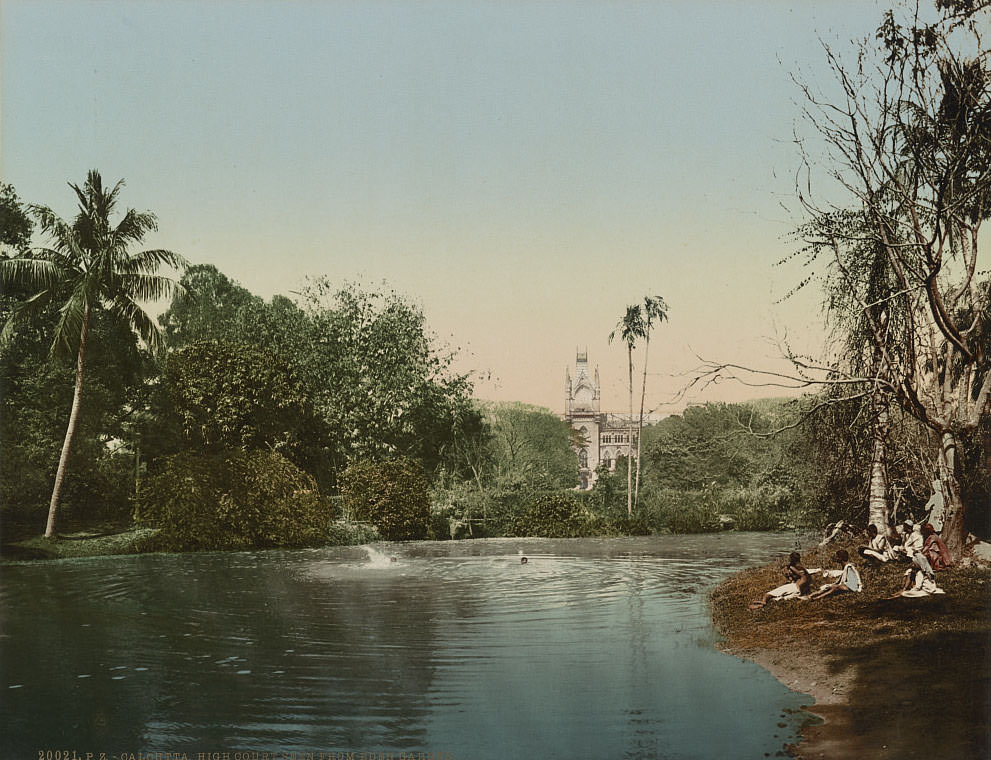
[1,533,815,759]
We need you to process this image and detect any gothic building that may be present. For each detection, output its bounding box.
[564,351,639,490]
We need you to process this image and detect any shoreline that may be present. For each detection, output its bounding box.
[710,542,991,760]
[719,643,856,759]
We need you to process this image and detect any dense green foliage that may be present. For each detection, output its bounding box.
[0,171,185,537]
[136,449,334,551]
[0,183,33,254]
[340,457,432,540]
[510,492,597,538]
[161,339,319,460]
[1,263,152,534]
[5,159,982,553]
[470,401,578,490]
[300,279,482,479]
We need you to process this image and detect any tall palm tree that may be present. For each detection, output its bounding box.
[0,170,186,537]
[609,305,645,516]
[634,295,668,510]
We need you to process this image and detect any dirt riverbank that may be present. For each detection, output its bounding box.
[711,538,991,759]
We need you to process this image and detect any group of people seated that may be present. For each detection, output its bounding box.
[748,520,953,609]
[857,521,952,570]
[858,520,953,596]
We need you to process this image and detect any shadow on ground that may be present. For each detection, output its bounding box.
[804,628,991,759]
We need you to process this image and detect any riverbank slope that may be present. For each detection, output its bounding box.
[711,538,991,759]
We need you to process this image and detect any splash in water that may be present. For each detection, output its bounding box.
[362,546,399,568]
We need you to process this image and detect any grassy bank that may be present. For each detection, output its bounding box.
[711,537,991,759]
[3,527,162,560]
[1,520,383,561]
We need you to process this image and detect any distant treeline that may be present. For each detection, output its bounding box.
[1,179,987,550]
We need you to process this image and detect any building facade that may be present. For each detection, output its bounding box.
[564,352,640,490]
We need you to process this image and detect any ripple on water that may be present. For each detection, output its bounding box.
[1,534,813,758]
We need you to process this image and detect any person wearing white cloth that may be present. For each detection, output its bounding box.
[748,552,812,609]
[809,549,863,600]
[895,567,946,597]
[858,523,895,562]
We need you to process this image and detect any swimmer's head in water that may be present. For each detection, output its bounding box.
[520,557,528,564]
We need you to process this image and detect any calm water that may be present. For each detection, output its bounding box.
[1,533,814,759]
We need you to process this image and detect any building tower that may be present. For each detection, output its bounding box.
[564,351,601,489]
[564,351,638,490]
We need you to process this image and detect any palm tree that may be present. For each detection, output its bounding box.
[634,295,668,510]
[0,170,186,537]
[609,305,645,516]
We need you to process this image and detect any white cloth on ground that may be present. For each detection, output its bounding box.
[766,582,802,600]
[901,568,945,597]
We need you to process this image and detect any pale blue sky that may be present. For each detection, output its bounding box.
[1,0,889,412]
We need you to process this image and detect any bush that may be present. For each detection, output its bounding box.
[511,492,597,538]
[340,457,432,540]
[136,449,334,551]
[719,485,791,531]
[641,488,722,534]
[324,520,381,546]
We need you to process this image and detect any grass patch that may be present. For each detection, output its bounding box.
[712,538,991,651]
[5,527,162,560]
[711,537,991,759]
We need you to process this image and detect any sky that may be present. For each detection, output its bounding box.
[1,0,895,414]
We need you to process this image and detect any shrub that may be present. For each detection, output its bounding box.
[324,520,381,546]
[641,488,722,534]
[719,486,788,531]
[511,492,597,538]
[136,449,334,551]
[340,457,432,541]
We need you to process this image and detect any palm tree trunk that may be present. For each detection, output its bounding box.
[45,307,90,538]
[627,346,633,517]
[867,387,890,532]
[635,333,650,511]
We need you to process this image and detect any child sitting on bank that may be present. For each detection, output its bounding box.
[808,549,863,600]
[748,552,812,609]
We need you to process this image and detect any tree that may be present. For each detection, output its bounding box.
[0,171,185,537]
[161,339,319,462]
[791,3,990,555]
[0,183,33,256]
[300,279,481,480]
[480,401,578,489]
[634,295,668,510]
[159,263,264,347]
[609,304,645,516]
[795,207,913,532]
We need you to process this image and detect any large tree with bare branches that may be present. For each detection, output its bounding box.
[791,1,990,555]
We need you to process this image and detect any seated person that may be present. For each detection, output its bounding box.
[858,523,894,562]
[808,549,862,600]
[749,552,812,609]
[898,522,936,578]
[922,523,953,571]
[888,531,907,559]
[895,566,946,597]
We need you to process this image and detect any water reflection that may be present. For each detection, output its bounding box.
[1,533,810,758]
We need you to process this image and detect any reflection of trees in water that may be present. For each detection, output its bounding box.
[3,535,808,757]
[1,552,459,754]
[1,561,153,754]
